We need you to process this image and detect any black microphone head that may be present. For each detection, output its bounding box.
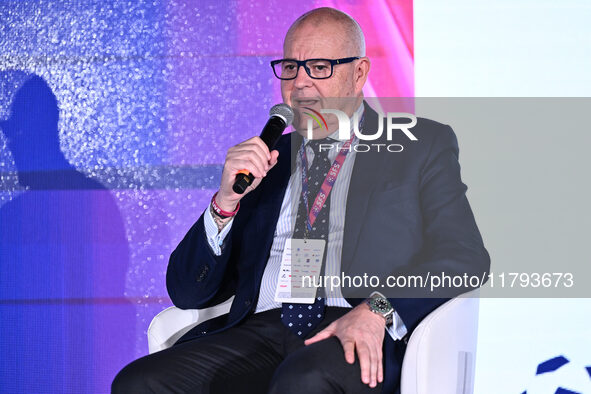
[269,103,294,127]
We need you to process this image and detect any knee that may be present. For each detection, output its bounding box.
[268,354,328,394]
[111,358,157,394]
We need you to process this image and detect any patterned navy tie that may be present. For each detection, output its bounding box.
[281,139,332,337]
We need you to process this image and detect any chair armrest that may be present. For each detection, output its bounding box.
[147,297,234,354]
[401,289,480,394]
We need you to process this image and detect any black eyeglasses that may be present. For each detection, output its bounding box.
[270,57,360,80]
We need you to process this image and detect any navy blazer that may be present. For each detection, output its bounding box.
[166,102,490,393]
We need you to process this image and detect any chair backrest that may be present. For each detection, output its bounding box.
[400,290,480,394]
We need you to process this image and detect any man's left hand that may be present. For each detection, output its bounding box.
[304,302,386,388]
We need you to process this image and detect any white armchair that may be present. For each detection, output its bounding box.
[147,291,480,394]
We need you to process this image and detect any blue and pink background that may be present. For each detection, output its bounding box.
[3,1,591,393]
[0,1,413,392]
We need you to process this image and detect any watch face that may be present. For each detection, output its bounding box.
[372,297,390,314]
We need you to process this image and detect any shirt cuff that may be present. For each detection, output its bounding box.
[203,206,234,256]
[386,311,408,341]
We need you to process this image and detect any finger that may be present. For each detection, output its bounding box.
[246,177,263,192]
[342,340,355,364]
[304,327,334,345]
[254,137,271,160]
[269,150,279,167]
[377,350,383,383]
[237,141,272,171]
[356,342,371,385]
[228,137,271,169]
[227,157,266,178]
[368,342,378,388]
[228,147,269,174]
[249,136,272,161]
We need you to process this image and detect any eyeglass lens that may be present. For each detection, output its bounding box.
[275,60,332,79]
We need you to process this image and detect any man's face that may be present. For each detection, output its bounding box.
[281,22,367,138]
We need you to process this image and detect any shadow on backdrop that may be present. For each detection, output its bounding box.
[0,73,134,393]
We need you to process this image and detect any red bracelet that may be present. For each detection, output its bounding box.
[211,192,240,218]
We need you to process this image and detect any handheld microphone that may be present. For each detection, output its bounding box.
[232,104,294,194]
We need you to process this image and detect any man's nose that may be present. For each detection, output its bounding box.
[293,64,313,89]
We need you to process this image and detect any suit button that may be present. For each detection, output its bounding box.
[201,330,207,335]
[244,300,251,306]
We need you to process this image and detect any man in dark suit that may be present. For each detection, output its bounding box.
[113,7,489,394]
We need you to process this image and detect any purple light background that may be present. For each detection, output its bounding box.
[0,1,413,392]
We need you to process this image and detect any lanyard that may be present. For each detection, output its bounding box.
[298,115,363,237]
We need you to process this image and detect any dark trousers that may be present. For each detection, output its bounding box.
[112,307,386,394]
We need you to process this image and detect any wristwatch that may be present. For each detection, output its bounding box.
[365,292,394,326]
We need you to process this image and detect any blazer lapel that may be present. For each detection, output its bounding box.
[341,102,388,273]
[246,134,294,269]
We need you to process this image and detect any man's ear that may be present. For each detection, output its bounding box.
[354,57,371,93]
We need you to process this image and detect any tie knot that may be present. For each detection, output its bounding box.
[307,139,332,158]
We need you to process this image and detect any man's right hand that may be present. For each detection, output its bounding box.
[215,136,279,211]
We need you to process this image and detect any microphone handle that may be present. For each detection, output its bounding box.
[232,116,286,194]
[232,172,255,194]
